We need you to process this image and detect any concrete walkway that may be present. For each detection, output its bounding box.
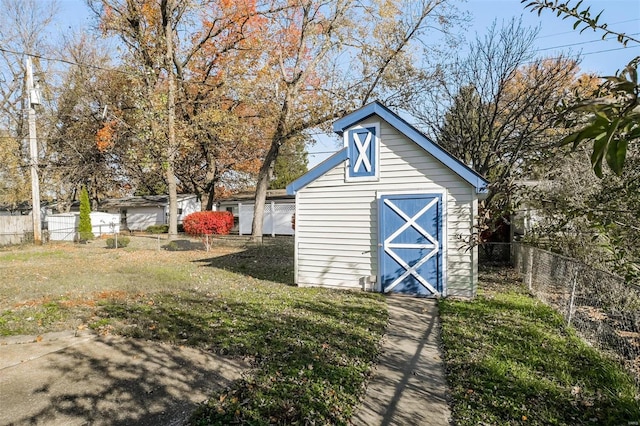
[0,331,247,425]
[351,296,452,426]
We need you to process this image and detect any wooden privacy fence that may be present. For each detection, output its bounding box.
[0,215,33,245]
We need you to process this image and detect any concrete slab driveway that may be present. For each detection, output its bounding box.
[0,331,248,425]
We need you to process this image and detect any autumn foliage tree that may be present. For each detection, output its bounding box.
[247,0,462,241]
[0,0,58,210]
[80,0,466,243]
[523,0,640,177]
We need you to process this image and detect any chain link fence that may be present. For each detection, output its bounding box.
[511,243,640,386]
[478,242,512,264]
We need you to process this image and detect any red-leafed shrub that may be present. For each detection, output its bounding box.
[183,211,234,236]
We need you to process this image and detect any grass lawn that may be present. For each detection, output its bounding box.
[0,236,387,425]
[439,265,640,425]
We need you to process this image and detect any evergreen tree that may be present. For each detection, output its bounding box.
[78,186,94,241]
[269,137,308,190]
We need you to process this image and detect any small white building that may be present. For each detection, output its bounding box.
[287,102,488,297]
[47,212,121,241]
[99,194,200,231]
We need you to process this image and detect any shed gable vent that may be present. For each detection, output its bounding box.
[346,125,378,181]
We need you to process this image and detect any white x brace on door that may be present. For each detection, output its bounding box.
[378,193,444,296]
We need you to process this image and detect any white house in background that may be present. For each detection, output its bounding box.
[286,101,488,298]
[99,194,200,231]
[215,189,295,236]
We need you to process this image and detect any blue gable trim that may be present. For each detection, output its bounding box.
[333,101,488,194]
[286,147,349,195]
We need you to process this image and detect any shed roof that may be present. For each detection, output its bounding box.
[287,101,488,195]
[99,194,197,209]
[217,189,294,203]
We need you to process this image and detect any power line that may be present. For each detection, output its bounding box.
[576,44,640,57]
[0,46,232,89]
[536,19,640,39]
[536,32,640,52]
[0,46,136,77]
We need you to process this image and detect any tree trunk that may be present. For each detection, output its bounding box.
[205,178,216,211]
[204,151,217,211]
[251,148,277,243]
[251,95,290,242]
[163,0,179,240]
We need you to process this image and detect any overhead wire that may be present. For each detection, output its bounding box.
[0,24,638,85]
[0,15,636,165]
[535,18,640,39]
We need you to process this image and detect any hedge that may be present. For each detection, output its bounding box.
[183,211,234,236]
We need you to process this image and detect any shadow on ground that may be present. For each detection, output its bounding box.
[162,239,206,251]
[0,334,247,425]
[194,244,294,285]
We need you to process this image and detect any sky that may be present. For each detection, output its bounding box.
[53,0,640,168]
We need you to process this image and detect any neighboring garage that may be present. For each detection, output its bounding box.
[99,194,200,231]
[286,101,488,297]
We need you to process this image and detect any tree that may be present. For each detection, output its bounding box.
[0,0,58,210]
[82,0,462,242]
[414,19,590,240]
[88,0,188,239]
[559,57,639,177]
[43,32,127,211]
[269,136,308,190]
[523,0,640,177]
[249,0,462,241]
[88,0,275,233]
[0,131,29,210]
[78,186,94,241]
[524,143,640,282]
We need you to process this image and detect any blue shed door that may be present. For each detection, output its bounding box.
[379,194,443,296]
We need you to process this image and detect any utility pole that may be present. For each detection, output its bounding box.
[26,57,42,245]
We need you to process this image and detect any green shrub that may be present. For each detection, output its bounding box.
[146,224,169,234]
[78,187,94,242]
[106,236,130,249]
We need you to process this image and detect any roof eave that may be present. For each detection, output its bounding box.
[286,148,349,195]
[333,101,489,192]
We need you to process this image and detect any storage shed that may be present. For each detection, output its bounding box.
[99,194,200,231]
[286,102,488,297]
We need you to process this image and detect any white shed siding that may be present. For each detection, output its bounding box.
[89,212,121,236]
[295,119,476,296]
[127,207,164,231]
[177,197,200,224]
